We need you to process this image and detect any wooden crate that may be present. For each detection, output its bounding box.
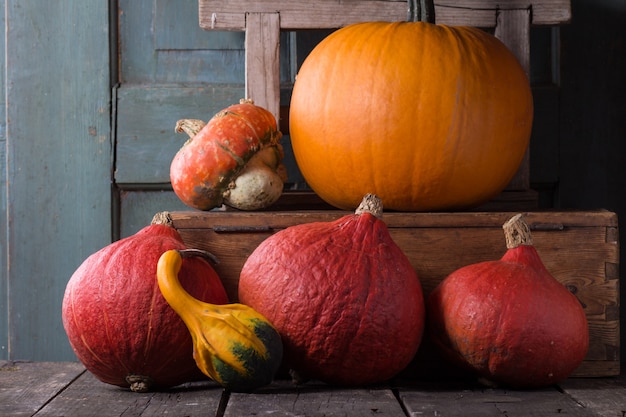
[168,209,620,378]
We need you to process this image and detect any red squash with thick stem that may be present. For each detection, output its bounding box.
[62,212,229,392]
[427,214,589,388]
[238,194,425,385]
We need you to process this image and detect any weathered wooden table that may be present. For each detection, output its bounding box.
[2,361,625,416]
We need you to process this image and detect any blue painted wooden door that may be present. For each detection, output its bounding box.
[2,1,112,361]
[115,0,306,239]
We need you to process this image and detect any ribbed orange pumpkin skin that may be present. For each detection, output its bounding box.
[289,22,533,211]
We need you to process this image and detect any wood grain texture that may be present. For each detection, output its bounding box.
[224,380,405,416]
[0,361,85,417]
[169,209,619,377]
[495,8,531,191]
[245,12,281,119]
[119,190,190,239]
[5,0,112,361]
[3,362,626,416]
[0,0,7,360]
[199,0,572,30]
[33,366,224,417]
[115,85,244,184]
[560,375,626,415]
[399,382,590,416]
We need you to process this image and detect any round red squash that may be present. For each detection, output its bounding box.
[62,213,229,392]
[426,214,589,388]
[289,14,533,211]
[238,194,425,385]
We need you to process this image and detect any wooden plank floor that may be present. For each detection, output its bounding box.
[2,361,626,416]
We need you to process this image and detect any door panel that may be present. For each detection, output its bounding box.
[115,85,244,184]
[116,0,249,237]
[4,0,111,360]
[115,0,301,237]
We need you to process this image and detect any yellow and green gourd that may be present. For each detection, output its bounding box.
[156,249,283,392]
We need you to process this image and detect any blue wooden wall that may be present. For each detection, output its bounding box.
[1,1,112,360]
[0,0,625,364]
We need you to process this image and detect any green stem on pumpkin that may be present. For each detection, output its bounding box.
[407,0,436,23]
[502,213,533,249]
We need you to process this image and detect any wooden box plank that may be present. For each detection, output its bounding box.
[199,0,572,30]
[168,210,619,377]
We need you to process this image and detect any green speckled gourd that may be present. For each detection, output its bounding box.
[156,249,283,392]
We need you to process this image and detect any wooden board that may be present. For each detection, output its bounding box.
[3,362,626,416]
[224,380,405,416]
[33,366,224,417]
[4,0,112,362]
[560,376,626,415]
[0,361,85,417]
[199,0,572,30]
[398,381,591,416]
[168,209,619,377]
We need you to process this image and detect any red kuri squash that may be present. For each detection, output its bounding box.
[238,194,425,385]
[62,212,229,392]
[289,3,533,211]
[426,214,589,388]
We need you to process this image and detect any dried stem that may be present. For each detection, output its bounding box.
[355,194,383,219]
[503,213,533,249]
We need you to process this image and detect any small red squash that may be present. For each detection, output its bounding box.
[238,194,425,385]
[427,214,589,388]
[170,99,286,211]
[289,5,533,211]
[62,212,229,392]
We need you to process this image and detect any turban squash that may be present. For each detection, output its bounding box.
[170,99,287,211]
[289,5,533,211]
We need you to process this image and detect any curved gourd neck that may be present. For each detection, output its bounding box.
[157,249,216,313]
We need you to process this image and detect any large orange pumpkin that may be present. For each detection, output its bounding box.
[289,14,533,211]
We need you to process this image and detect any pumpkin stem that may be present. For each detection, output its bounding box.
[407,0,435,23]
[240,98,255,105]
[355,193,383,220]
[503,213,533,249]
[175,119,206,138]
[151,211,173,227]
